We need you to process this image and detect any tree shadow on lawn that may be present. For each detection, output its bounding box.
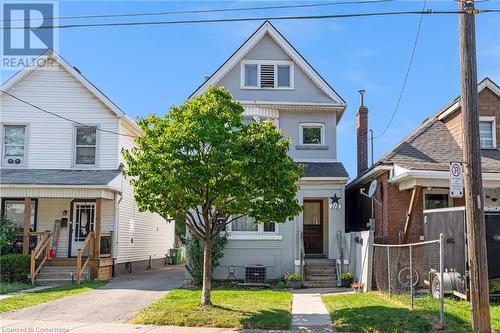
[332,304,473,333]
[333,305,432,333]
[239,308,292,330]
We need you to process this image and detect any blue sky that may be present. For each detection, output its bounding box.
[1,1,499,178]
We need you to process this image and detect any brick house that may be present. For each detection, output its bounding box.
[346,78,500,244]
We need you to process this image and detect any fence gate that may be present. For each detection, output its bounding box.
[373,235,444,329]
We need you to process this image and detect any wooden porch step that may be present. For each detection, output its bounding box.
[46,258,78,266]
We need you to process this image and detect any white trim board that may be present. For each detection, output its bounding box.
[190,21,346,107]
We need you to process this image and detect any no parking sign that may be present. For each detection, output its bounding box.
[449,162,464,198]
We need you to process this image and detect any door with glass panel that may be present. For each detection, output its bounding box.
[71,202,95,256]
[303,200,323,254]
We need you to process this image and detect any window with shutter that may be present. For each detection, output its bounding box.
[260,64,275,88]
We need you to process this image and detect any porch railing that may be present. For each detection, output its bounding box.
[299,231,305,283]
[30,231,52,285]
[76,231,94,284]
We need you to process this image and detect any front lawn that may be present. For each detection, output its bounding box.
[0,282,33,295]
[131,288,292,329]
[0,280,107,312]
[322,292,500,333]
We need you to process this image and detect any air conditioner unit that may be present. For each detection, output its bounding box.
[5,156,23,165]
[245,265,266,284]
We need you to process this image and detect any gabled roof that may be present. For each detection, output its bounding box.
[1,49,125,118]
[348,77,500,188]
[437,77,500,120]
[190,21,346,107]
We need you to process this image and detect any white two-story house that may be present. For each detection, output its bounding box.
[190,21,349,287]
[0,51,175,285]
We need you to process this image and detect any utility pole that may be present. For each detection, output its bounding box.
[458,0,491,332]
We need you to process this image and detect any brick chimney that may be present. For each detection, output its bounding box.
[357,90,368,175]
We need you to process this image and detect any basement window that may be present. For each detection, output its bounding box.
[241,60,294,89]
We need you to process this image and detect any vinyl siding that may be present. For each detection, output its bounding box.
[115,120,175,264]
[216,34,335,104]
[213,220,296,280]
[279,110,337,161]
[0,62,119,169]
[34,198,114,258]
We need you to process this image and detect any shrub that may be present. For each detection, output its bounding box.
[186,231,227,286]
[340,272,354,287]
[0,217,16,254]
[286,273,302,282]
[0,254,30,283]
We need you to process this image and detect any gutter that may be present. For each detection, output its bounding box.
[388,169,500,183]
[346,164,393,190]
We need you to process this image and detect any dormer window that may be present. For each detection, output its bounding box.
[241,60,294,89]
[479,116,496,149]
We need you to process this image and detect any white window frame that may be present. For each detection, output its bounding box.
[299,123,325,145]
[1,124,28,167]
[423,189,452,210]
[226,216,282,240]
[240,60,294,90]
[479,116,496,149]
[73,125,99,167]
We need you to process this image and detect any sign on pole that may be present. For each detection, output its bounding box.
[449,162,464,198]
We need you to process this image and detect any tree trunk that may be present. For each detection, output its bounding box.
[201,237,212,306]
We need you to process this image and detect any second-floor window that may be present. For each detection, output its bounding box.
[75,126,97,165]
[241,60,293,89]
[3,125,26,166]
[300,123,324,145]
[479,117,496,149]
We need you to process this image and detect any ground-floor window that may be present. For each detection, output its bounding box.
[485,188,500,207]
[1,199,37,231]
[228,215,276,235]
[424,192,450,210]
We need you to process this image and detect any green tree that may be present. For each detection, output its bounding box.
[0,217,16,255]
[123,87,302,306]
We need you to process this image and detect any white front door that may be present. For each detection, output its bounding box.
[71,202,96,257]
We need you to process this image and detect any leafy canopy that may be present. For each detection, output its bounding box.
[123,87,303,236]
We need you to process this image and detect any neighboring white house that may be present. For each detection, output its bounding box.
[190,21,349,286]
[0,50,175,284]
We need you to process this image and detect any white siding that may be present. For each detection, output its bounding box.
[115,120,175,263]
[0,62,119,169]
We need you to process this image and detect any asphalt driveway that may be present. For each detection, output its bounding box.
[0,265,184,323]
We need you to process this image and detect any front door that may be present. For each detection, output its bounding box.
[70,202,96,257]
[303,200,323,255]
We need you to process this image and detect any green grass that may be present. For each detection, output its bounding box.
[131,288,292,329]
[322,292,500,333]
[0,282,34,295]
[0,280,107,312]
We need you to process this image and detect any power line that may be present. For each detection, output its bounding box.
[374,0,428,140]
[1,10,477,30]
[1,0,398,22]
[0,90,138,138]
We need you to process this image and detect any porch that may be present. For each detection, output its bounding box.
[2,196,115,285]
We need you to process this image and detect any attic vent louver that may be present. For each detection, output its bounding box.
[260,65,274,88]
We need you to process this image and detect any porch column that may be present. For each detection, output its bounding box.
[93,198,102,259]
[22,198,31,255]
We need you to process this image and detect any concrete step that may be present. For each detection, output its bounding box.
[304,259,336,267]
[305,274,337,282]
[37,271,89,280]
[35,278,80,286]
[35,266,90,286]
[303,280,338,288]
[305,267,336,275]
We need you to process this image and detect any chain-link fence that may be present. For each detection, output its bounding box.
[373,236,444,329]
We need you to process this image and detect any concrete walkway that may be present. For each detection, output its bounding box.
[0,265,184,323]
[0,286,52,300]
[291,288,334,331]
